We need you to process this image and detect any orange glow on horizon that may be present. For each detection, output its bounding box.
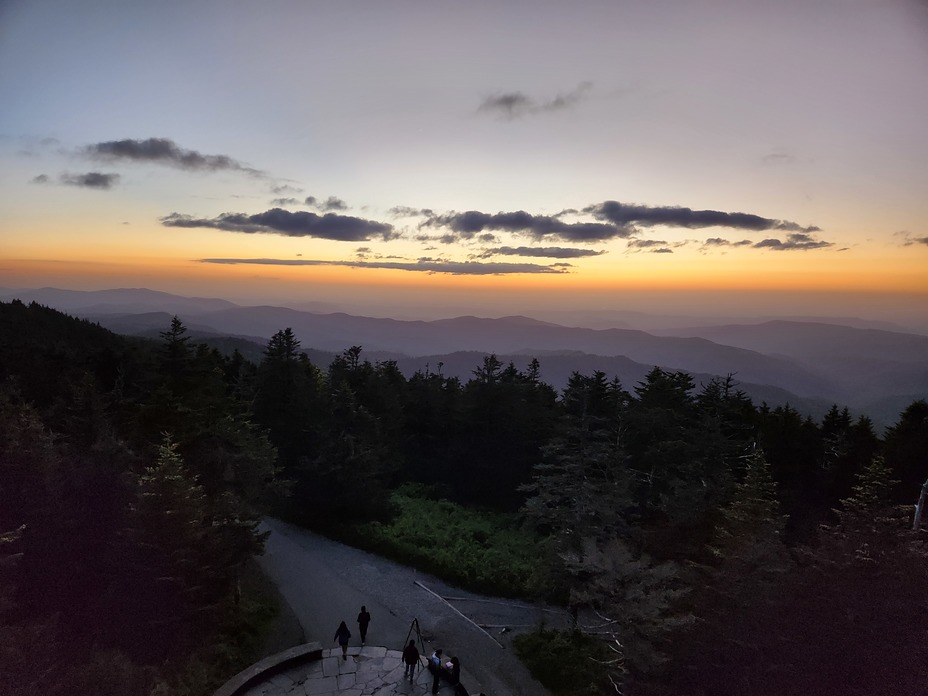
[4,250,927,299]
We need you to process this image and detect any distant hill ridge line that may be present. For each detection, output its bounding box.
[2,286,926,428]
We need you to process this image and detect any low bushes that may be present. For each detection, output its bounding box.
[350,484,542,597]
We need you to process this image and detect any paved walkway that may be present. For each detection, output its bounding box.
[240,646,480,696]
[256,518,558,696]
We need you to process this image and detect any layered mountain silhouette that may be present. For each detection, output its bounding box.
[3,286,925,426]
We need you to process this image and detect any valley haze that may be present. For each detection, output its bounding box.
[4,286,926,430]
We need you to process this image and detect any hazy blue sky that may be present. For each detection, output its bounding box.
[2,0,927,324]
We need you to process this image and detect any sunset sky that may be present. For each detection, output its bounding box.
[2,0,927,325]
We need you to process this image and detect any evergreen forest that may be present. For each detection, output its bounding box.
[2,299,927,696]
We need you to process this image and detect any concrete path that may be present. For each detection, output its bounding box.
[256,519,562,696]
[240,646,459,696]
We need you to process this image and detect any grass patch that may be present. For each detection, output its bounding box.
[349,484,543,597]
[513,629,613,696]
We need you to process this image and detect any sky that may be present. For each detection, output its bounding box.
[1,0,927,326]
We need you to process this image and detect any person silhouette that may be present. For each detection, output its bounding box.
[357,605,371,645]
[334,620,351,660]
[402,639,419,682]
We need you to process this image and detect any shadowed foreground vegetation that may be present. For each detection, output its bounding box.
[349,484,543,597]
[2,300,928,695]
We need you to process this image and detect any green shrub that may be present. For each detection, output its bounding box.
[350,484,543,596]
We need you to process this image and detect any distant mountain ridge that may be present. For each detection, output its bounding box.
[4,286,926,427]
[0,286,238,315]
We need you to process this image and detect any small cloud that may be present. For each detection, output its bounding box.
[196,257,569,275]
[626,239,672,254]
[272,183,303,195]
[700,237,753,252]
[84,137,263,176]
[626,239,668,249]
[305,195,348,211]
[162,208,395,242]
[30,174,49,184]
[389,205,433,218]
[321,196,347,211]
[544,81,593,111]
[753,233,833,250]
[60,171,120,189]
[478,82,592,119]
[762,148,796,165]
[271,197,301,206]
[897,231,928,247]
[478,245,606,259]
[479,92,534,119]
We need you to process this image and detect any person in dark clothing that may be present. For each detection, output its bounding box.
[402,639,420,682]
[357,605,371,645]
[447,656,461,686]
[334,621,351,660]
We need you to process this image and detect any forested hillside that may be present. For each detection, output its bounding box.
[0,301,279,695]
[2,300,927,695]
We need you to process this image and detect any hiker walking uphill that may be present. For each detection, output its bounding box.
[357,605,372,645]
[334,620,351,660]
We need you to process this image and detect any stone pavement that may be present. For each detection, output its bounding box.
[240,646,482,696]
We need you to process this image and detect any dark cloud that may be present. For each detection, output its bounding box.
[196,257,568,275]
[626,239,668,249]
[479,82,592,119]
[31,171,118,189]
[161,208,395,242]
[60,172,120,189]
[84,138,263,176]
[321,196,347,211]
[304,195,348,211]
[424,200,818,244]
[587,200,819,233]
[753,233,833,250]
[271,197,301,206]
[272,184,302,195]
[479,245,606,259]
[424,210,626,242]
